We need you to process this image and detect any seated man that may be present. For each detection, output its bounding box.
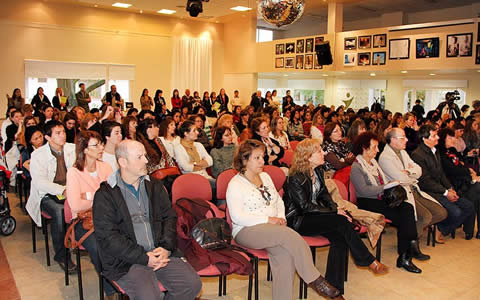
[26,120,77,273]
[93,140,202,300]
[411,124,474,240]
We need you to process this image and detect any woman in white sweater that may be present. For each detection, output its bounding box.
[226,139,342,300]
[174,119,214,186]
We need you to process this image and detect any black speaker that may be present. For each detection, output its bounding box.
[315,42,333,65]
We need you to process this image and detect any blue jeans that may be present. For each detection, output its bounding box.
[436,196,475,236]
[40,195,66,262]
[74,222,116,295]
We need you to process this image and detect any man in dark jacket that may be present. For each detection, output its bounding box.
[411,99,425,120]
[250,90,265,112]
[93,140,201,300]
[411,124,474,240]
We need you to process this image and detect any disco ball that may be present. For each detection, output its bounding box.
[258,0,306,28]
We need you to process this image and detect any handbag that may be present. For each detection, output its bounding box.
[151,167,181,180]
[191,218,232,250]
[382,185,407,208]
[64,208,94,249]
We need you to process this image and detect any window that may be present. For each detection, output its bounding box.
[256,28,273,42]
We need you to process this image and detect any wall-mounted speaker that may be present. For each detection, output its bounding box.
[315,41,333,65]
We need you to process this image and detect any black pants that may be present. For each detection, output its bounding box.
[297,214,375,293]
[357,198,417,255]
[463,183,480,233]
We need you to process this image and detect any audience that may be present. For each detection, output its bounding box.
[75,83,91,113]
[5,109,23,153]
[52,87,69,111]
[322,122,355,173]
[101,121,123,172]
[31,87,50,113]
[210,126,237,178]
[140,88,153,111]
[20,125,44,180]
[269,116,291,150]
[158,117,180,159]
[251,117,284,167]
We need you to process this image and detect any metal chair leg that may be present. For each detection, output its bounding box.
[255,258,259,300]
[247,272,253,300]
[299,278,304,299]
[376,233,382,262]
[344,247,349,282]
[223,274,227,295]
[266,261,272,281]
[218,275,222,296]
[31,219,36,253]
[77,249,84,300]
[99,273,105,300]
[42,216,51,266]
[432,225,436,247]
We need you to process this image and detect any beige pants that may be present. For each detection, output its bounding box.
[235,224,320,300]
[412,188,448,237]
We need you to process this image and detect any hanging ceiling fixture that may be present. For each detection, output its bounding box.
[258,0,306,28]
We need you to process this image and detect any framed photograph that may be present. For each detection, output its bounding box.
[295,55,304,69]
[314,54,323,69]
[373,34,387,48]
[344,53,356,66]
[305,54,313,69]
[447,33,473,57]
[296,39,305,53]
[275,44,284,55]
[358,52,371,65]
[372,52,386,65]
[478,23,480,42]
[306,38,314,53]
[275,57,284,68]
[416,38,440,58]
[476,45,480,64]
[358,35,372,49]
[389,38,410,59]
[285,57,295,68]
[344,37,357,50]
[315,36,324,46]
[286,43,295,54]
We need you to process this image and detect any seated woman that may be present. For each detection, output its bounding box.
[215,114,239,145]
[122,115,137,140]
[158,117,180,159]
[302,110,313,137]
[438,128,478,239]
[322,122,355,174]
[350,132,422,273]
[136,119,177,174]
[101,121,123,172]
[210,126,237,178]
[345,119,366,151]
[226,140,342,300]
[66,131,115,297]
[310,112,324,144]
[269,116,291,150]
[63,112,79,144]
[251,117,284,167]
[20,126,44,181]
[80,113,101,134]
[284,139,388,293]
[403,112,419,153]
[188,115,211,151]
[236,109,250,134]
[287,108,305,141]
[174,120,214,186]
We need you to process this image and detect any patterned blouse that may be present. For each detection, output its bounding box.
[322,140,351,171]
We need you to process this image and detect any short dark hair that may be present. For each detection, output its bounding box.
[178,120,195,138]
[233,139,265,173]
[101,121,122,142]
[90,108,100,114]
[250,117,267,134]
[351,132,379,156]
[438,128,455,149]
[127,108,138,116]
[138,109,155,121]
[79,83,85,88]
[418,124,437,142]
[6,106,15,118]
[10,109,22,119]
[44,120,65,137]
[213,126,231,149]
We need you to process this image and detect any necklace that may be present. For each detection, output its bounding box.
[241,173,272,206]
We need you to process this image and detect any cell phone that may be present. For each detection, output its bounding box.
[114,107,120,113]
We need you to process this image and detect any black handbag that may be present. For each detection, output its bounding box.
[191,218,233,250]
[382,185,407,208]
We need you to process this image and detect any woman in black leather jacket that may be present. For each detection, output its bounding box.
[283,138,388,294]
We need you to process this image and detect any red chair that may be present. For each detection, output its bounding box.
[215,169,238,212]
[263,165,286,192]
[279,150,294,167]
[289,141,299,151]
[172,173,224,218]
[298,235,331,299]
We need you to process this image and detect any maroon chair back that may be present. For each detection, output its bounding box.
[348,180,358,205]
[289,141,299,151]
[64,198,73,224]
[216,169,238,200]
[333,179,348,201]
[279,150,293,167]
[263,165,286,192]
[171,173,212,205]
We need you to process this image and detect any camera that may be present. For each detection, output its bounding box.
[445,90,460,102]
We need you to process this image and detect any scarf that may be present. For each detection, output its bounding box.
[355,154,386,187]
[180,139,201,164]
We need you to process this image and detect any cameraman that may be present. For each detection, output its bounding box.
[437,91,461,120]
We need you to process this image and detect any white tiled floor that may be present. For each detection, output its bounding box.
[2,192,480,300]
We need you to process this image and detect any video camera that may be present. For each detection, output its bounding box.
[445,90,460,102]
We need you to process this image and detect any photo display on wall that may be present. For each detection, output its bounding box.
[344,53,356,66]
[389,38,410,59]
[476,45,480,64]
[275,44,284,55]
[344,37,357,50]
[372,52,386,65]
[373,34,387,48]
[286,43,295,54]
[285,57,294,68]
[306,38,314,52]
[296,39,305,53]
[447,33,473,57]
[358,36,372,49]
[314,53,323,69]
[416,38,440,58]
[478,23,480,42]
[315,36,324,46]
[305,54,313,69]
[275,57,284,68]
[358,52,371,65]
[295,55,304,69]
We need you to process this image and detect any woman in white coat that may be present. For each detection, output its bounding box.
[378,128,448,243]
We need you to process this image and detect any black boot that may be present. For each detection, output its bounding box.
[410,239,430,261]
[396,252,422,273]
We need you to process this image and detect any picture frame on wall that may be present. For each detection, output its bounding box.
[296,55,304,69]
[389,38,410,59]
[275,57,284,68]
[344,53,356,66]
[358,35,372,49]
[305,54,313,69]
[447,33,473,57]
[476,45,480,64]
[286,43,295,54]
[314,54,323,69]
[296,39,305,53]
[373,34,387,48]
[285,57,295,68]
[344,37,357,50]
[275,44,285,55]
[416,38,440,58]
[358,52,371,65]
[315,36,324,46]
[478,23,480,42]
[372,52,386,65]
[306,38,314,53]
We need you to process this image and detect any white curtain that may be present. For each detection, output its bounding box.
[171,37,212,97]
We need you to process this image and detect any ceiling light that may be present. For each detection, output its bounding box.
[112,2,132,8]
[477,70,480,73]
[283,74,289,77]
[94,4,98,7]
[139,10,143,13]
[322,74,328,77]
[158,9,176,14]
[401,70,408,74]
[370,73,376,76]
[231,6,252,11]
[429,73,436,76]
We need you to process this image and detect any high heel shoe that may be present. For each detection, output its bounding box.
[368,260,389,274]
[308,275,341,299]
[410,240,430,261]
[396,253,422,273]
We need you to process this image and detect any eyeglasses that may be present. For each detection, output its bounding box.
[87,142,104,148]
